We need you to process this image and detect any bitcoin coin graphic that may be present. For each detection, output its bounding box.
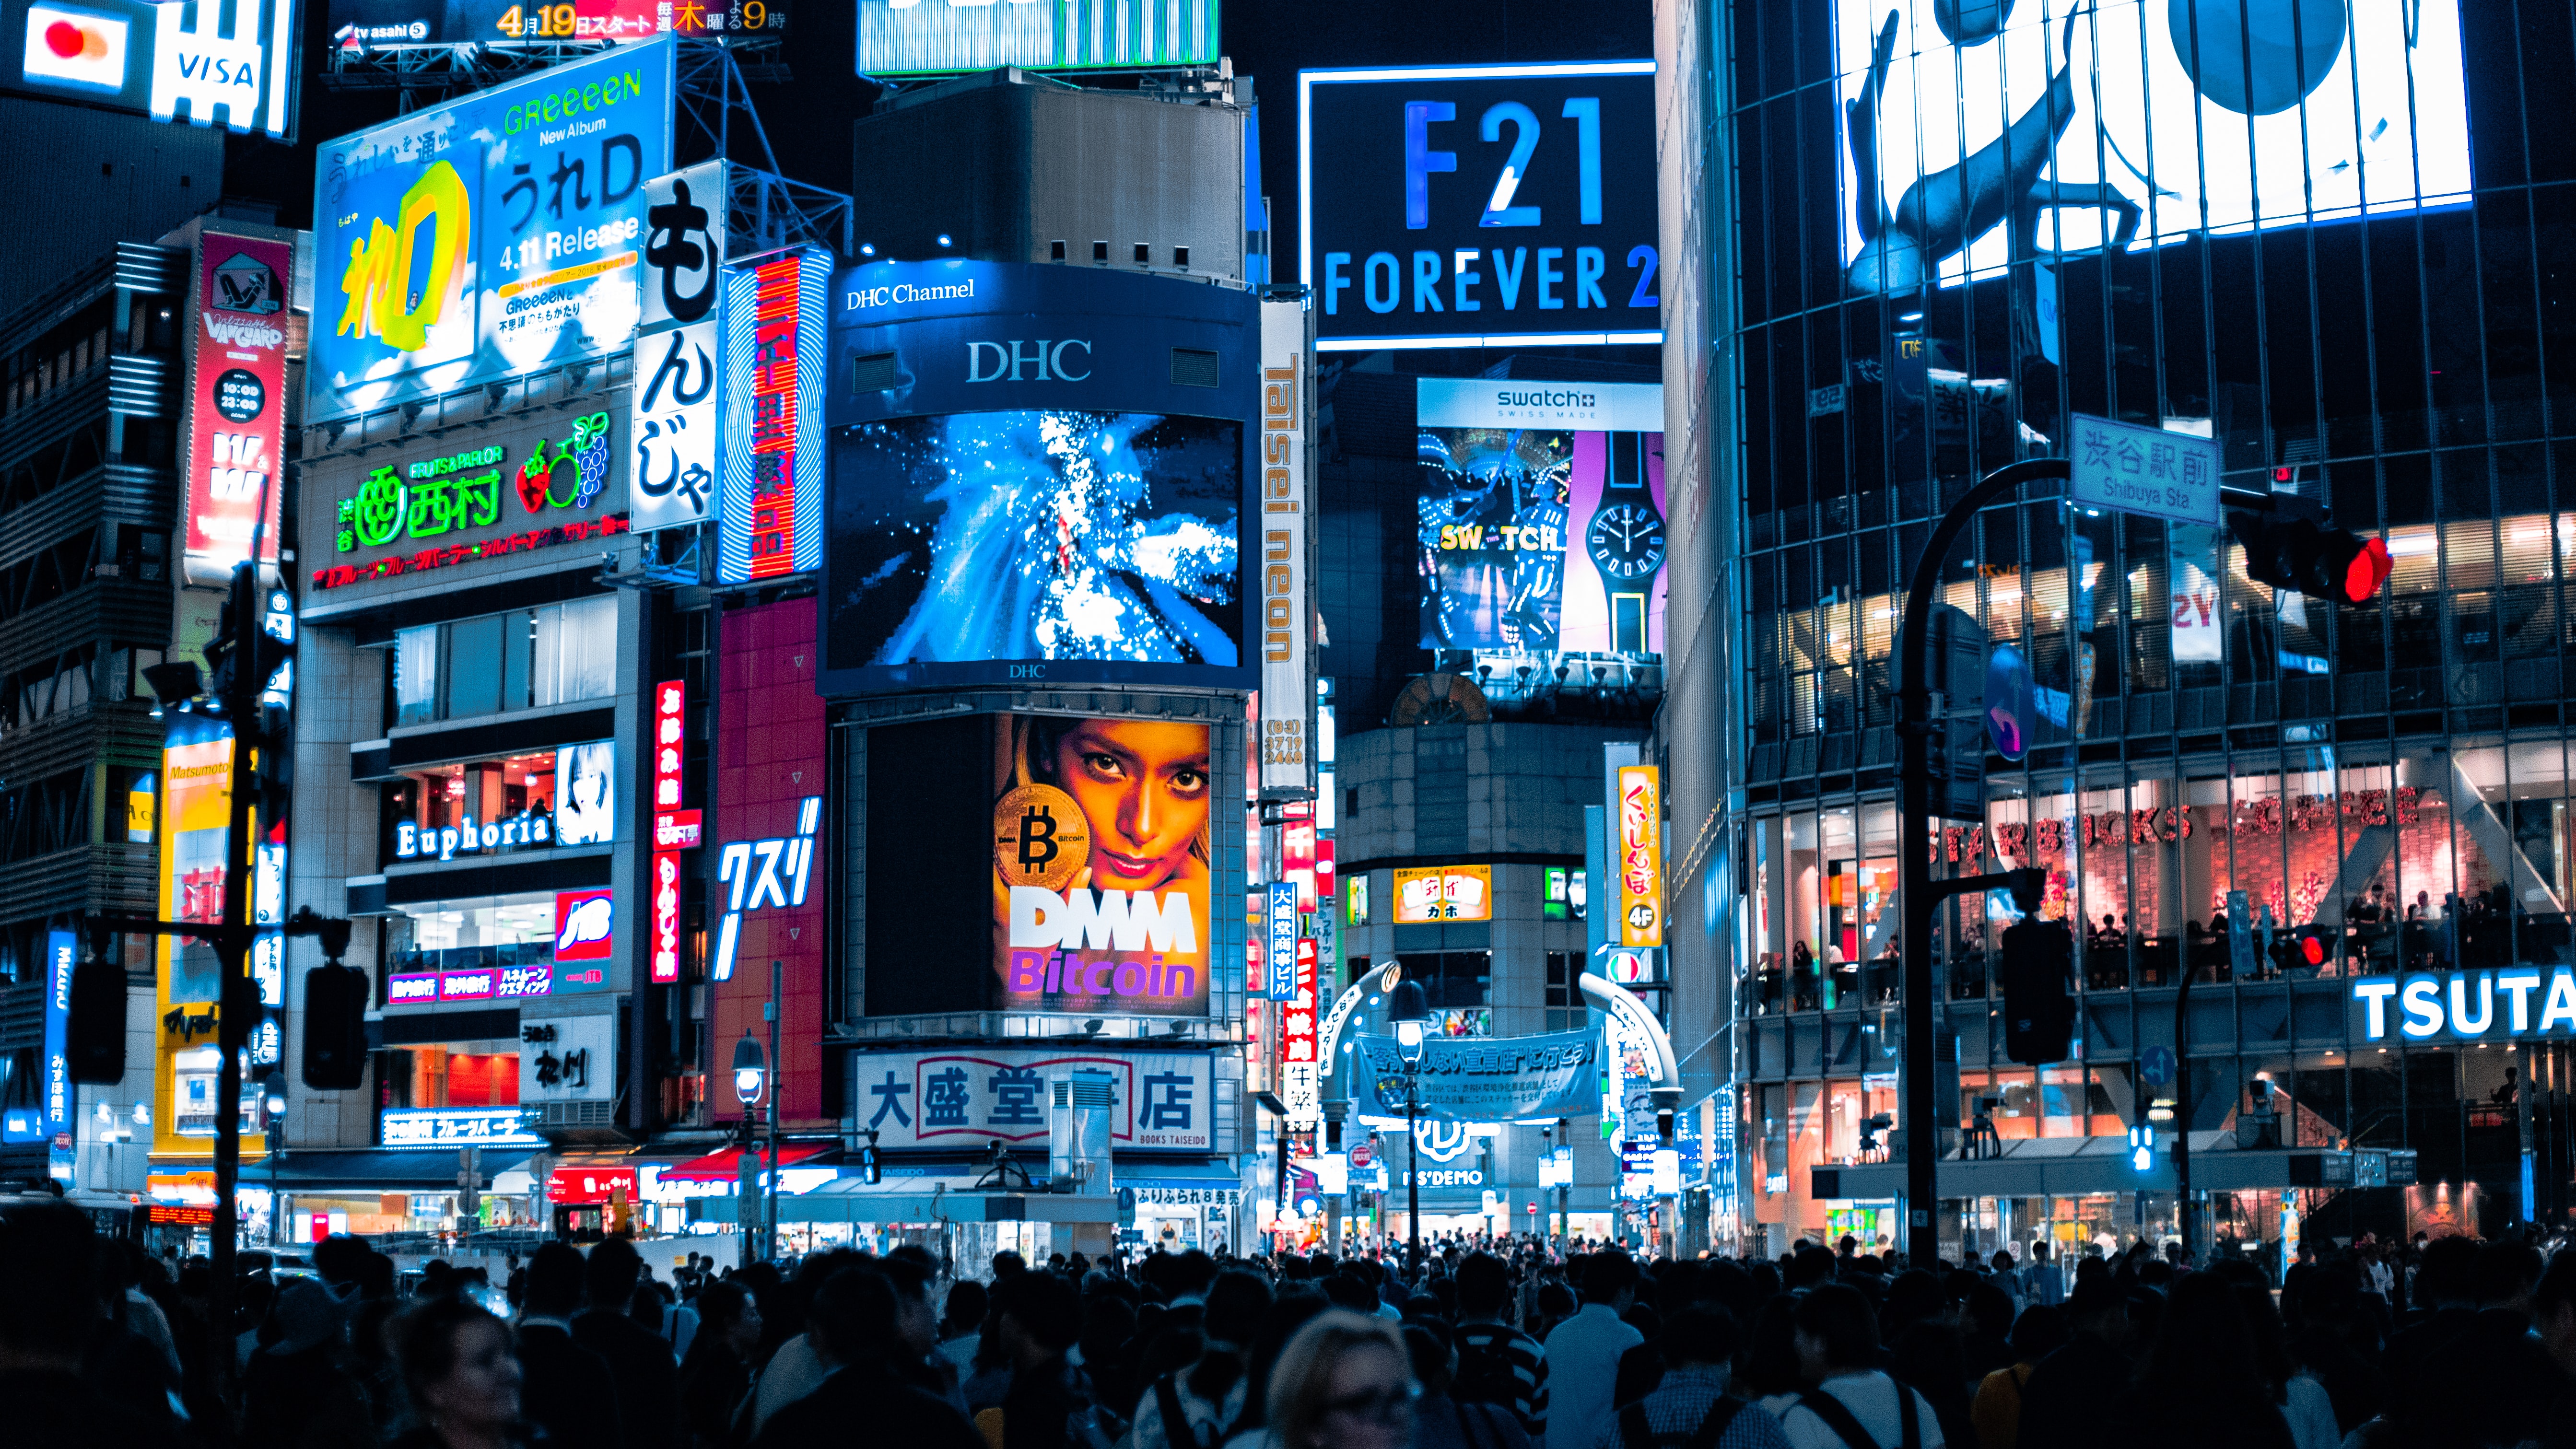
[994,783,1089,892]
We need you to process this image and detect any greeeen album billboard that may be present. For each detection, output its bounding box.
[993,714,1210,1018]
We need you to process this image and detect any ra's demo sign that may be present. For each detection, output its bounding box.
[2067,413,2220,527]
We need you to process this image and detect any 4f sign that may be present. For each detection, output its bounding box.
[1616,764,1662,948]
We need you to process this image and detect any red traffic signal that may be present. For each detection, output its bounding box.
[2230,507,2389,607]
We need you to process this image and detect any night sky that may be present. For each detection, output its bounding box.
[219,0,1655,247]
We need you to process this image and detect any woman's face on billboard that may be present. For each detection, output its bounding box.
[1052,721,1208,892]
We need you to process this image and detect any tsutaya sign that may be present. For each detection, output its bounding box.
[2353,970,2576,1043]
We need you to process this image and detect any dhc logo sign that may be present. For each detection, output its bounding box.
[966,339,1092,383]
[2354,969,2576,1042]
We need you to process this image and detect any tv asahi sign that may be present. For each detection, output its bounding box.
[2353,969,2576,1044]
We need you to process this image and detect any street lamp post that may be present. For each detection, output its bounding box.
[1390,979,1429,1284]
[261,1072,285,1247]
[731,1031,767,1263]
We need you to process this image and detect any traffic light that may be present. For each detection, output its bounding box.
[858,1131,882,1185]
[2287,924,2332,974]
[1999,917,2075,1064]
[2229,497,2391,607]
[202,564,295,708]
[293,907,366,1091]
[2128,1122,2154,1172]
[68,941,128,1085]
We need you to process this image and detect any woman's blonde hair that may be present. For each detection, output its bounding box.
[1264,1309,1412,1449]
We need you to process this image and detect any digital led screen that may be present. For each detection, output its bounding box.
[994,714,1211,1019]
[329,0,778,48]
[823,409,1243,691]
[1831,0,2470,293]
[1300,61,1660,351]
[1417,378,1667,680]
[855,0,1212,77]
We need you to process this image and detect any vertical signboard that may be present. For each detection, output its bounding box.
[711,601,828,1123]
[156,712,234,1158]
[307,40,676,422]
[1256,298,1313,797]
[1282,936,1319,1125]
[632,161,726,535]
[1616,763,1663,949]
[1264,880,1299,1001]
[648,678,689,984]
[717,247,828,582]
[44,930,74,1176]
[183,229,293,581]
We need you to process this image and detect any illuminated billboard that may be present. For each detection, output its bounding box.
[1392,865,1491,923]
[632,162,727,537]
[1831,0,2469,294]
[329,0,779,48]
[1417,377,1667,672]
[717,247,829,582]
[2,0,298,138]
[855,0,1214,77]
[181,229,293,581]
[306,408,629,601]
[995,714,1211,1018]
[821,259,1258,692]
[1300,61,1660,351]
[824,410,1243,689]
[307,40,675,423]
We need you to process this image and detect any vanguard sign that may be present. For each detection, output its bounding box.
[2354,970,2576,1043]
[1350,1029,1599,1126]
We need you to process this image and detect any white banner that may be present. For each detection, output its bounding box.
[848,1048,1214,1153]
[2169,524,2224,664]
[518,1014,617,1102]
[1258,299,1315,797]
[632,319,721,534]
[632,162,728,534]
[1417,376,1665,431]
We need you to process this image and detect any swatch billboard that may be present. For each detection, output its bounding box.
[307,40,674,423]
[1417,377,1667,663]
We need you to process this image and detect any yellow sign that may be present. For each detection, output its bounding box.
[1616,764,1663,948]
[1391,865,1491,923]
[152,717,261,1162]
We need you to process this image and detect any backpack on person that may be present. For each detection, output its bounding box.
[1616,1396,1748,1449]
[1794,1380,1923,1449]
[1451,1331,1525,1417]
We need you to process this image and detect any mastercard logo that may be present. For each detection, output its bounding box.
[21,3,129,93]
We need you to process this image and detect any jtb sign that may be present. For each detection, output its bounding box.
[1300,62,1660,351]
[2354,970,2576,1043]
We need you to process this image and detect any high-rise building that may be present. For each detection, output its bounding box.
[1660,0,2576,1255]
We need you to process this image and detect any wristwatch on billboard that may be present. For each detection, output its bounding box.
[1585,432,1664,652]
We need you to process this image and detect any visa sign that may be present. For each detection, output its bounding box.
[10,0,296,139]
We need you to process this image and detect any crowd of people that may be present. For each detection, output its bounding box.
[9,1201,2576,1449]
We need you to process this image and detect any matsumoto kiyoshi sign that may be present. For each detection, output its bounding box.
[1350,1029,1598,1126]
[2354,969,2576,1044]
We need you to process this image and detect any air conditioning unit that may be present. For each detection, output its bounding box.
[1049,1071,1115,1195]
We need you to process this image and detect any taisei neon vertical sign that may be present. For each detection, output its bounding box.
[718,247,830,582]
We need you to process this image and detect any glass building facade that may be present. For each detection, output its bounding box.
[1693,0,2576,1260]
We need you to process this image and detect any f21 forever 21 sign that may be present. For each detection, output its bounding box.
[1300,61,1662,351]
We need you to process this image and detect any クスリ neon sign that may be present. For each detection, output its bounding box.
[711,796,820,981]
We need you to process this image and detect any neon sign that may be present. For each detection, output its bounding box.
[711,796,820,980]
[2354,969,2576,1043]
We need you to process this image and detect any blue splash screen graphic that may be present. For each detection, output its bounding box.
[825,409,1243,687]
